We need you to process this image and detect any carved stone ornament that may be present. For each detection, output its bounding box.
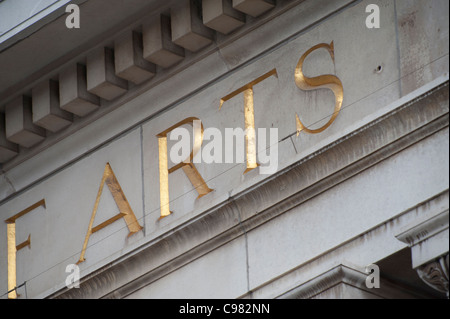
[417,254,449,297]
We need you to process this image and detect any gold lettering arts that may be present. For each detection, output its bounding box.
[157,117,213,219]
[4,199,46,299]
[1,43,345,290]
[77,163,143,264]
[220,69,278,174]
[295,41,344,135]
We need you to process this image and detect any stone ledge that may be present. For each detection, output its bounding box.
[278,264,420,299]
[396,211,449,249]
[247,190,449,299]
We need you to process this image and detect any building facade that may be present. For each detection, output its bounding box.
[0,0,448,299]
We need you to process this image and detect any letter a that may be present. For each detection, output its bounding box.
[365,264,380,288]
[365,4,380,29]
[77,163,143,264]
[66,4,80,29]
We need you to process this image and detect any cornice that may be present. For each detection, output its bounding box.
[0,0,356,202]
[396,210,449,248]
[277,264,427,299]
[1,0,321,168]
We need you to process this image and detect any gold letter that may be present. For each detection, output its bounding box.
[77,163,143,264]
[295,41,344,136]
[5,199,46,299]
[220,69,278,174]
[157,117,213,219]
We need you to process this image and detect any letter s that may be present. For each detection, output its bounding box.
[294,41,344,135]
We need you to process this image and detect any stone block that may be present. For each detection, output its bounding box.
[32,79,72,133]
[171,0,214,52]
[0,113,19,163]
[143,14,185,68]
[126,237,248,298]
[115,31,156,85]
[59,63,100,117]
[202,0,245,35]
[232,0,275,17]
[396,0,449,96]
[87,47,128,101]
[5,96,46,148]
